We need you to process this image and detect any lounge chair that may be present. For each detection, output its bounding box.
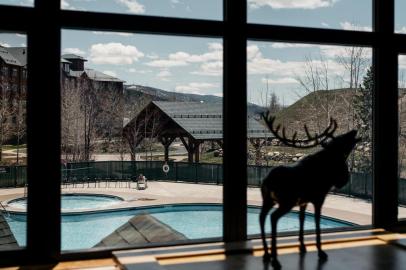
[137,175,148,190]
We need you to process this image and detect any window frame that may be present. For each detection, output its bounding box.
[0,0,403,265]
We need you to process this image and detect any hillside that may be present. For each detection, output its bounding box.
[124,84,265,116]
[270,89,359,136]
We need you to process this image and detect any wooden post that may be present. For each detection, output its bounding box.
[194,142,200,163]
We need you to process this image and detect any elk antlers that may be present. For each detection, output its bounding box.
[261,111,337,149]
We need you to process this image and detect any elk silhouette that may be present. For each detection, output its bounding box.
[259,112,360,269]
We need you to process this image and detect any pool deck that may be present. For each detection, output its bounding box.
[1,181,406,225]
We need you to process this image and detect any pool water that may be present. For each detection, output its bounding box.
[5,204,353,250]
[7,194,123,210]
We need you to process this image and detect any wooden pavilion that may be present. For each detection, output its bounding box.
[123,101,272,162]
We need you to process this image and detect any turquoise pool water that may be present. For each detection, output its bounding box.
[5,204,353,250]
[7,194,123,210]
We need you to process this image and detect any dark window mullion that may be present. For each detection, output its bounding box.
[373,0,398,227]
[223,0,247,242]
[246,23,375,47]
[26,0,61,262]
[60,10,224,38]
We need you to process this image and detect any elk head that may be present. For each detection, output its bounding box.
[261,111,361,188]
[261,111,338,149]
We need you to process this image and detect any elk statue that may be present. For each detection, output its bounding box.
[259,111,361,269]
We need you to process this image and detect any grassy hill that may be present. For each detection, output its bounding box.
[270,88,359,136]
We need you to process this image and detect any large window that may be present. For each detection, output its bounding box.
[0,32,27,251]
[0,0,403,265]
[60,30,223,250]
[247,42,373,237]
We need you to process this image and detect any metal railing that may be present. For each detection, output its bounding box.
[0,161,405,205]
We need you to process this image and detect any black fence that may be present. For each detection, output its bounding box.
[0,161,405,205]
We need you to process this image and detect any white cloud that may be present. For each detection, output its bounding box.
[146,59,188,68]
[208,42,223,51]
[157,70,172,77]
[271,43,315,49]
[103,70,117,77]
[62,0,71,9]
[398,26,406,34]
[191,61,223,76]
[89,42,144,65]
[146,53,159,59]
[63,47,86,56]
[146,43,222,69]
[175,82,219,94]
[128,68,151,74]
[340,21,372,32]
[92,31,134,37]
[116,0,145,14]
[261,77,297,84]
[319,45,371,59]
[0,42,10,47]
[16,34,26,38]
[248,45,345,77]
[321,22,330,27]
[247,44,262,60]
[248,0,339,10]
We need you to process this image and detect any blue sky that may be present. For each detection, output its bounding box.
[1,0,406,105]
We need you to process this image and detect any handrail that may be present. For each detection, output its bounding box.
[0,201,10,218]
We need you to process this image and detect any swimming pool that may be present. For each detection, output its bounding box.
[7,194,123,211]
[5,204,354,250]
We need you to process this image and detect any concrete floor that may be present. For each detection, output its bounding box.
[1,181,406,224]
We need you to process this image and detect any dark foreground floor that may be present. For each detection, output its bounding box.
[162,244,405,270]
[114,231,406,270]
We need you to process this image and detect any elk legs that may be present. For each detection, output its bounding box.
[299,204,307,254]
[314,203,328,261]
[260,197,274,261]
[270,205,292,269]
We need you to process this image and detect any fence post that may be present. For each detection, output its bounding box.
[175,162,178,182]
[195,163,198,183]
[14,166,17,187]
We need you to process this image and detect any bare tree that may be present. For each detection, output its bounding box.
[14,91,26,164]
[61,77,85,161]
[123,96,149,161]
[0,74,16,162]
[296,54,339,133]
[399,70,406,177]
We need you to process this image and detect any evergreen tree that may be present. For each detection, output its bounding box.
[353,67,373,172]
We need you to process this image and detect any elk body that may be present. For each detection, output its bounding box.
[259,113,360,269]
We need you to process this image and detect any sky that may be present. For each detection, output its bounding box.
[1,0,406,105]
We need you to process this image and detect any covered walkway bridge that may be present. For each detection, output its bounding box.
[123,101,272,162]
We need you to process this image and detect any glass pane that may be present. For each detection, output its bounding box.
[396,0,406,33]
[0,32,28,250]
[61,0,222,21]
[247,41,373,239]
[0,0,33,7]
[399,54,406,219]
[61,29,223,251]
[248,0,372,31]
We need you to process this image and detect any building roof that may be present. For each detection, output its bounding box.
[61,54,87,61]
[128,101,271,140]
[61,58,72,64]
[84,69,125,83]
[6,47,27,66]
[0,46,23,66]
[66,69,125,83]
